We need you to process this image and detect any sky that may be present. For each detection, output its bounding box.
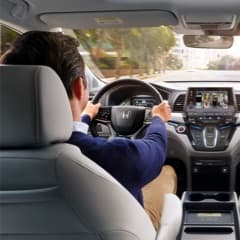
[228,36,240,57]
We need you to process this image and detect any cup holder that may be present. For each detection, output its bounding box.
[189,193,205,201]
[215,193,230,201]
[189,193,231,201]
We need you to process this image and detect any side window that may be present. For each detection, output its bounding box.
[0,24,20,56]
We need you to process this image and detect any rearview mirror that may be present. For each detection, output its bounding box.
[183,35,233,49]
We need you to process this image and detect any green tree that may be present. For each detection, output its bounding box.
[120,26,176,75]
[75,26,177,78]
[0,25,20,55]
[207,61,219,70]
[207,55,237,70]
[165,54,183,70]
[102,29,128,78]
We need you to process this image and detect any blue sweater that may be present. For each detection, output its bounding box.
[68,116,167,205]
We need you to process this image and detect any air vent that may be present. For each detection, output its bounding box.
[173,94,186,112]
[235,94,240,111]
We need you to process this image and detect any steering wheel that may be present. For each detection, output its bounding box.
[91,79,163,138]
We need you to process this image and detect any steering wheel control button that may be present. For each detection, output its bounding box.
[97,107,111,121]
[176,125,186,134]
[144,109,152,122]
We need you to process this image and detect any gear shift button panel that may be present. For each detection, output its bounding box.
[203,126,218,148]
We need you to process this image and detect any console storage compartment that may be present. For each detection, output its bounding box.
[191,158,230,191]
[177,191,240,240]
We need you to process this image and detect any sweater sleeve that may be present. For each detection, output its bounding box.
[81,114,91,125]
[109,116,167,188]
[131,116,167,187]
[69,116,167,190]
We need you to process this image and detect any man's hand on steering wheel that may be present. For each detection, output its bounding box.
[82,102,101,120]
[152,100,172,123]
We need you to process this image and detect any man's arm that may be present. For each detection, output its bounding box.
[134,101,171,186]
[75,101,171,189]
[131,116,168,187]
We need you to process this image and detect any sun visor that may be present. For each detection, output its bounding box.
[40,10,178,28]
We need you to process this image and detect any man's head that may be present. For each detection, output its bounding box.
[1,31,88,110]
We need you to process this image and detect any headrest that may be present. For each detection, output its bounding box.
[0,65,73,148]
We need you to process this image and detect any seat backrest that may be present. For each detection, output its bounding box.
[0,65,157,240]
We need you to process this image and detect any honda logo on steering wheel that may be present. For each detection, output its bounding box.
[120,110,131,119]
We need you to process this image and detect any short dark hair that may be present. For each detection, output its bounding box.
[2,31,86,99]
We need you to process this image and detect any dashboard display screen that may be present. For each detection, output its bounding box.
[131,96,156,107]
[186,88,234,111]
[195,90,228,109]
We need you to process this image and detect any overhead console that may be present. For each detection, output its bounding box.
[184,87,237,151]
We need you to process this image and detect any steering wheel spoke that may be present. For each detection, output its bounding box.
[144,107,153,124]
[126,107,152,139]
[107,124,118,139]
[94,106,112,124]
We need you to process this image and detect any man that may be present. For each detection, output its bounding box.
[1,31,177,230]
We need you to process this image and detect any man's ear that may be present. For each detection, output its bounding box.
[72,77,83,100]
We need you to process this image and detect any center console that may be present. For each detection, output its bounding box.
[191,157,231,191]
[178,191,240,240]
[184,87,237,151]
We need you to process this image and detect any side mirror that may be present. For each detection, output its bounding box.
[183,35,233,49]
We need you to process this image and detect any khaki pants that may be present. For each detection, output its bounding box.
[142,165,177,231]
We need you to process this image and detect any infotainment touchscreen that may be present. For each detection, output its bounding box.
[186,88,234,111]
[195,90,228,109]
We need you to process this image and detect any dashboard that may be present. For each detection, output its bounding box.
[152,81,240,194]
[184,87,237,151]
[96,76,240,194]
[95,73,240,195]
[109,85,239,150]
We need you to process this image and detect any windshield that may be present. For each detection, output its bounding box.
[72,26,240,82]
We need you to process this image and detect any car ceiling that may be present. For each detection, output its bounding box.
[0,0,240,35]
